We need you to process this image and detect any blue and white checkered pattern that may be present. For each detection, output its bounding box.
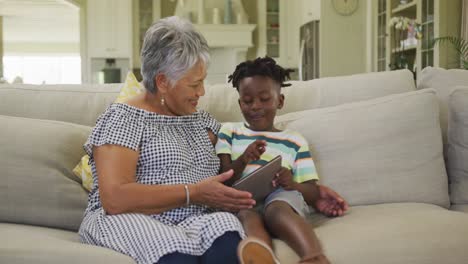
[79,103,245,264]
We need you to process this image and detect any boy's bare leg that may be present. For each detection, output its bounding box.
[238,209,272,248]
[264,201,330,264]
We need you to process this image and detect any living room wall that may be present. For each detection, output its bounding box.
[319,0,368,78]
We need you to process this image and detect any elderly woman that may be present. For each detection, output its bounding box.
[79,16,347,264]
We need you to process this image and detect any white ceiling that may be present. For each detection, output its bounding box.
[0,0,79,43]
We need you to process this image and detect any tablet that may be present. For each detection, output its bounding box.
[232,155,282,203]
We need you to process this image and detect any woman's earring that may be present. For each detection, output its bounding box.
[161,97,165,106]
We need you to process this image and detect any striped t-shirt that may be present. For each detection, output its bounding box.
[215,122,319,183]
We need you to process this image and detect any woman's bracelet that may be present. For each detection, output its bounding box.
[184,184,190,207]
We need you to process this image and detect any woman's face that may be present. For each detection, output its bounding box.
[162,60,207,116]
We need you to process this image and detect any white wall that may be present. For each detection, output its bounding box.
[320,0,368,77]
[1,1,80,55]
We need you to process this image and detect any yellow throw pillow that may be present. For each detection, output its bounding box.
[73,71,145,191]
[114,70,145,103]
[73,155,93,191]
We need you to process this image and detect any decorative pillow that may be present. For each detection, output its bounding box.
[0,115,91,231]
[114,71,145,103]
[447,87,468,204]
[275,89,450,208]
[418,67,468,156]
[72,71,145,191]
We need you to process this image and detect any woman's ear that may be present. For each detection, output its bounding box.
[278,94,285,109]
[155,74,169,93]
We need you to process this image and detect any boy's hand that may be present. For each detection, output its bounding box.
[272,167,297,190]
[240,140,267,164]
[314,185,349,217]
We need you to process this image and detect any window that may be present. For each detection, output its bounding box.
[3,54,81,84]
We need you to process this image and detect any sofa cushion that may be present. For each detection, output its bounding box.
[275,89,449,207]
[274,203,468,264]
[447,87,468,204]
[281,69,416,115]
[0,83,121,126]
[0,70,415,125]
[0,115,90,231]
[0,223,134,264]
[418,67,468,149]
[199,69,416,122]
[450,204,468,213]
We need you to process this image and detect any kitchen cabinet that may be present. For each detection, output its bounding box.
[87,0,132,59]
[258,0,301,69]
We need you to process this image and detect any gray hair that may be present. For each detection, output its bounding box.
[140,16,210,93]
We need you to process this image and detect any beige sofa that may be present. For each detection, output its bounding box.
[1,68,468,264]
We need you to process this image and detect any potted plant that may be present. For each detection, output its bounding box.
[388,16,422,71]
[433,36,468,69]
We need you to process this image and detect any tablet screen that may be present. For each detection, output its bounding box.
[232,155,282,202]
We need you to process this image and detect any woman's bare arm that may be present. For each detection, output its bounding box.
[95,144,256,215]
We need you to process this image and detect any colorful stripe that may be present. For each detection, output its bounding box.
[215,122,319,182]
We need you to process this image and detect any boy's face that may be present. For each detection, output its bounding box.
[238,76,284,131]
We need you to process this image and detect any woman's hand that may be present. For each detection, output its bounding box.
[314,185,349,217]
[191,170,256,212]
[272,167,297,190]
[240,140,267,164]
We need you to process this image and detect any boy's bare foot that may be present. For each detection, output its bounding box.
[238,237,280,264]
[299,254,331,264]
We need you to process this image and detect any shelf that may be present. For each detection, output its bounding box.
[421,48,434,53]
[267,27,279,30]
[392,45,417,53]
[421,20,434,25]
[267,42,279,45]
[392,1,417,15]
[267,11,279,15]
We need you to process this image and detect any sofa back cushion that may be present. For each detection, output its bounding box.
[0,84,121,126]
[0,115,90,231]
[1,70,415,126]
[199,69,416,122]
[275,89,450,207]
[418,67,468,148]
[447,87,468,204]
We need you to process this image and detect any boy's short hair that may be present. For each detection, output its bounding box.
[228,56,294,91]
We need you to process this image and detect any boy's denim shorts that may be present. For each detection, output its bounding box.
[258,187,311,217]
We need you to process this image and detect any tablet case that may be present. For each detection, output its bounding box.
[232,155,282,202]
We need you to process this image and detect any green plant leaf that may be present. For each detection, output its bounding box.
[433,37,468,67]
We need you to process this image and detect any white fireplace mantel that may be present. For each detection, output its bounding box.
[194,24,256,84]
[173,0,255,83]
[194,24,256,48]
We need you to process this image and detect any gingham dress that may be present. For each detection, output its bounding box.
[78,103,245,264]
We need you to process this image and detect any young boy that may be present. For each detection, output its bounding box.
[216,57,338,264]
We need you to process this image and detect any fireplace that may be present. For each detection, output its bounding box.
[195,24,256,84]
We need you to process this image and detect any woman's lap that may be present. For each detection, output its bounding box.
[80,209,244,263]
